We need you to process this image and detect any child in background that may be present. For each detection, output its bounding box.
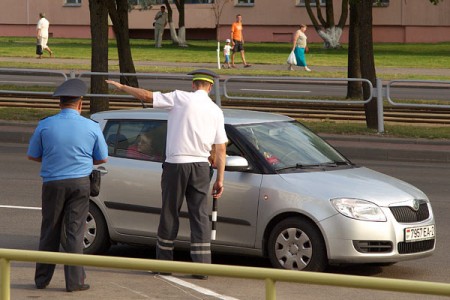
[222,39,232,69]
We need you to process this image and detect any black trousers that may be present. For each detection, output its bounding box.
[35,176,90,290]
[157,162,212,264]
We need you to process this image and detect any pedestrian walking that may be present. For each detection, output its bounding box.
[27,78,108,292]
[222,39,232,69]
[106,69,227,280]
[36,12,53,59]
[230,14,251,68]
[154,6,168,48]
[288,24,311,72]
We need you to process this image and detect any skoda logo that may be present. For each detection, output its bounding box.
[412,200,420,211]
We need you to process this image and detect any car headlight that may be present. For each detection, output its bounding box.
[330,198,387,222]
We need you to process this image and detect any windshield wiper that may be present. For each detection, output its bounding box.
[276,161,349,172]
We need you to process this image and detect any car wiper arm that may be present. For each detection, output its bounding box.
[277,161,347,171]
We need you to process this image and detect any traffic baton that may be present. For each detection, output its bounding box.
[211,195,218,240]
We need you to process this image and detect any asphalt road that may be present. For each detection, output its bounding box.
[1,143,449,299]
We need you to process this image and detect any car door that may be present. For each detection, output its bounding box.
[201,131,262,248]
[99,120,166,238]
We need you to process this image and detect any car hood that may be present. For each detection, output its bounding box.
[279,166,427,206]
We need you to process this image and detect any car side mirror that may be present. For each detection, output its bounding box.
[225,156,250,172]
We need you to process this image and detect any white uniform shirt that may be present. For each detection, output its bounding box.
[153,89,228,164]
[37,17,50,38]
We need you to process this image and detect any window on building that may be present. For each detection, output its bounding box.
[297,0,326,6]
[65,0,81,5]
[235,0,254,6]
[185,0,214,3]
[373,0,389,7]
[148,0,214,4]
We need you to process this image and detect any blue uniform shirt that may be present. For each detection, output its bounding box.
[27,109,108,182]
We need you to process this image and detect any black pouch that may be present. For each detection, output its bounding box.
[89,170,101,197]
[36,44,43,55]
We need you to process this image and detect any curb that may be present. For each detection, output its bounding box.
[321,134,450,163]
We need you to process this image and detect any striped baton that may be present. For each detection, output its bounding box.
[211,195,218,240]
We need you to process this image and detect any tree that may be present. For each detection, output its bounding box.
[106,0,139,86]
[212,0,233,42]
[347,0,442,129]
[346,0,377,129]
[304,0,349,49]
[346,2,361,100]
[169,0,188,47]
[89,0,110,113]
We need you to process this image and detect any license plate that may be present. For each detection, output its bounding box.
[404,225,435,242]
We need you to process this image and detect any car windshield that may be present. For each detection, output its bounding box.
[233,121,350,171]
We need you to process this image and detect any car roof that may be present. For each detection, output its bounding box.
[91,108,293,125]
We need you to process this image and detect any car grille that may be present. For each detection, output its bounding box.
[389,202,429,223]
[353,241,393,253]
[398,239,435,254]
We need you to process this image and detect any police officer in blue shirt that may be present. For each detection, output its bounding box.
[27,78,108,292]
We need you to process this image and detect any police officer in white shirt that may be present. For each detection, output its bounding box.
[106,70,227,280]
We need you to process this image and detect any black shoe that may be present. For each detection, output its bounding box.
[192,274,208,280]
[66,284,90,292]
[36,283,48,289]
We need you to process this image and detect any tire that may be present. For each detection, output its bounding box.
[267,217,327,272]
[61,202,111,255]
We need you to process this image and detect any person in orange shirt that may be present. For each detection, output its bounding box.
[230,14,251,68]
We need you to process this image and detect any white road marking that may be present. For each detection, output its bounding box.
[0,205,41,210]
[1,205,238,300]
[240,88,311,93]
[110,282,151,298]
[156,274,240,300]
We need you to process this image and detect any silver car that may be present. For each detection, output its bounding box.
[80,108,435,272]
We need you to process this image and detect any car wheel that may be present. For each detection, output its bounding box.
[268,217,327,272]
[61,203,111,254]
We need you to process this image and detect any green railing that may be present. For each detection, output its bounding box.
[1,248,450,300]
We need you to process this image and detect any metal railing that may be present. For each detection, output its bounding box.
[2,68,450,134]
[386,79,450,108]
[223,76,374,104]
[2,248,450,300]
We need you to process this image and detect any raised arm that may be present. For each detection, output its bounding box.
[105,80,154,104]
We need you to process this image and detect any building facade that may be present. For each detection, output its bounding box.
[1,0,449,43]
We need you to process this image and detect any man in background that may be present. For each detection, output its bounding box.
[154,6,168,48]
[36,12,53,58]
[231,14,251,68]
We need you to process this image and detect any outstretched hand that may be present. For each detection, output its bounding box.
[105,80,122,90]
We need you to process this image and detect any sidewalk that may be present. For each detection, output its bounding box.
[1,56,450,77]
[2,120,450,163]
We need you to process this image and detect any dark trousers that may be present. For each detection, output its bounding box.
[35,176,90,290]
[157,162,212,264]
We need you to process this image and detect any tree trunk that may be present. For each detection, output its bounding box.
[173,0,187,47]
[106,0,138,87]
[346,1,362,99]
[317,26,343,49]
[304,0,348,49]
[359,0,378,129]
[89,0,109,113]
[163,0,177,44]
